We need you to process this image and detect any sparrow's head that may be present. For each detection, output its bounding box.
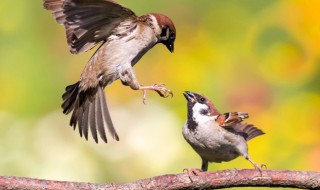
[183,91,220,119]
[150,13,176,53]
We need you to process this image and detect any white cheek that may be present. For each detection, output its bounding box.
[192,103,214,124]
[148,15,161,35]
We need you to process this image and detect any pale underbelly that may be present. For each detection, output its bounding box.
[191,142,241,163]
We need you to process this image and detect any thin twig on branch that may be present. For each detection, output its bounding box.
[0,169,319,190]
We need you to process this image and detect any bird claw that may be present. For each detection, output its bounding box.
[254,163,267,176]
[140,84,173,104]
[255,163,267,171]
[260,163,267,170]
[153,84,173,98]
[183,168,203,182]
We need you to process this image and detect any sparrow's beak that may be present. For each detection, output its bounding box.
[183,91,196,103]
[165,41,174,53]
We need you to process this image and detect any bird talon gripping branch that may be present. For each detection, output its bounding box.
[183,168,203,182]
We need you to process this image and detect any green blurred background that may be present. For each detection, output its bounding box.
[0,0,319,189]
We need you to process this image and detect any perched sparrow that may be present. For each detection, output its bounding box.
[182,91,265,173]
[43,0,176,143]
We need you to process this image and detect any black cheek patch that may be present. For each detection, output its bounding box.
[200,109,209,115]
[160,27,167,37]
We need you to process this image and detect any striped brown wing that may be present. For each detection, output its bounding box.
[216,112,249,127]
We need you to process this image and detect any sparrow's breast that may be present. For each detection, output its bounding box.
[183,120,247,163]
[108,21,158,66]
[80,22,158,89]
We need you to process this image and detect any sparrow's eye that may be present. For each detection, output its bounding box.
[200,97,205,102]
[169,32,175,40]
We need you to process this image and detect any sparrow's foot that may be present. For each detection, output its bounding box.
[183,168,203,182]
[252,163,267,176]
[246,156,266,176]
[139,84,173,104]
[260,163,267,169]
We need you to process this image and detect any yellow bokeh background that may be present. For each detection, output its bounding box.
[0,0,319,189]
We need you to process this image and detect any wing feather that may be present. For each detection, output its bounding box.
[43,0,137,54]
[216,112,248,127]
[215,112,264,141]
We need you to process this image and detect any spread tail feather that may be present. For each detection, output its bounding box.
[99,88,119,141]
[61,81,119,143]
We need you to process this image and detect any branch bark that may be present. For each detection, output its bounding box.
[0,169,319,190]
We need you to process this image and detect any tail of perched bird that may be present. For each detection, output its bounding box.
[231,123,265,141]
[62,81,119,143]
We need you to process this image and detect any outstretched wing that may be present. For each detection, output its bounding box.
[43,0,137,54]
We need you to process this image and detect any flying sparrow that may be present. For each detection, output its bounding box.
[182,91,265,174]
[43,0,176,143]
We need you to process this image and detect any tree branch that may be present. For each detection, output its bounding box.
[0,169,319,190]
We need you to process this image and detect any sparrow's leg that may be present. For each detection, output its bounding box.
[244,154,265,176]
[201,158,209,171]
[119,68,172,103]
